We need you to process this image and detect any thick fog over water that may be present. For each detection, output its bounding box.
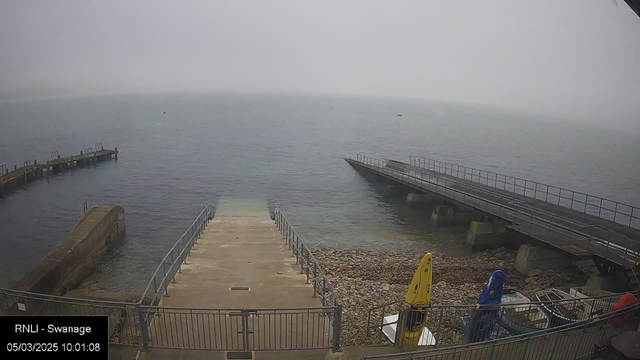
[1,0,639,130]
[1,1,639,292]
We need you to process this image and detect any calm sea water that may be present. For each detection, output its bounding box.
[1,93,638,292]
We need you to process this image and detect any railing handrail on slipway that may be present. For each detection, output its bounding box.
[0,202,343,352]
[138,202,343,351]
[140,203,213,306]
[408,155,640,230]
[273,204,342,308]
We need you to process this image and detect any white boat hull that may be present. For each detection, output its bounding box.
[382,314,436,346]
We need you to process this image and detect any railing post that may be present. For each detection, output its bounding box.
[305,250,310,282]
[332,305,342,352]
[138,306,150,351]
[162,262,169,297]
[598,198,603,217]
[241,309,249,353]
[545,184,549,202]
[313,262,318,297]
[434,308,443,348]
[571,191,575,210]
[171,252,176,282]
[322,278,327,306]
[488,342,496,360]
[299,242,304,273]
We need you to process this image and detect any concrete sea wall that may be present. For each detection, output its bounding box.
[13,204,125,295]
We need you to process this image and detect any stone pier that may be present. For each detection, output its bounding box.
[464,221,507,249]
[405,193,436,206]
[585,274,628,293]
[515,244,572,274]
[385,184,410,196]
[431,205,455,225]
[13,204,125,295]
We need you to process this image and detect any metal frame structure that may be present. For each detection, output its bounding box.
[0,203,343,353]
[274,204,342,310]
[361,302,640,360]
[140,204,212,306]
[408,155,639,229]
[353,155,639,270]
[366,291,638,347]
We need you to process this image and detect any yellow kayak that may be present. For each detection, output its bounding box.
[398,252,432,346]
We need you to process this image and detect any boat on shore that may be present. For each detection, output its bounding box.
[499,288,549,334]
[381,253,435,346]
[535,288,580,327]
[570,287,616,317]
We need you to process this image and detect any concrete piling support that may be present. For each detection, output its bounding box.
[465,221,507,249]
[431,205,455,225]
[405,193,437,207]
[584,274,627,293]
[515,244,572,274]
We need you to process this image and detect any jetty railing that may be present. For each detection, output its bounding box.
[140,204,213,306]
[408,155,640,230]
[366,291,635,347]
[354,155,639,267]
[361,302,640,360]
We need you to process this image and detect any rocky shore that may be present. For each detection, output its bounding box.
[312,247,590,346]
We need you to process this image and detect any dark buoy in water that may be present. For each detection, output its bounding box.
[163,111,166,114]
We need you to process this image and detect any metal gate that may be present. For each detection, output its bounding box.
[140,306,340,352]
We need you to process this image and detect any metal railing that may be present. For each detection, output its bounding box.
[274,204,342,309]
[366,291,636,347]
[140,204,213,306]
[353,155,639,268]
[0,288,339,352]
[409,155,640,230]
[361,301,640,360]
[406,154,640,270]
[273,204,343,351]
[0,287,142,346]
[140,305,337,351]
[1,202,343,352]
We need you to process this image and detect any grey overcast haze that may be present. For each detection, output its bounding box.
[0,0,639,129]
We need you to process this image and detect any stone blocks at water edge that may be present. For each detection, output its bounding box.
[585,274,628,293]
[465,221,506,248]
[431,205,455,224]
[405,193,436,206]
[515,244,572,274]
[385,184,410,195]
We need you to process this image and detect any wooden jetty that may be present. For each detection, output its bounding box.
[0,147,118,197]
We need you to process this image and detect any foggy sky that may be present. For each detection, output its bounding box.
[1,0,639,128]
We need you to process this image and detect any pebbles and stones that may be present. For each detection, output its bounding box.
[312,246,587,346]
